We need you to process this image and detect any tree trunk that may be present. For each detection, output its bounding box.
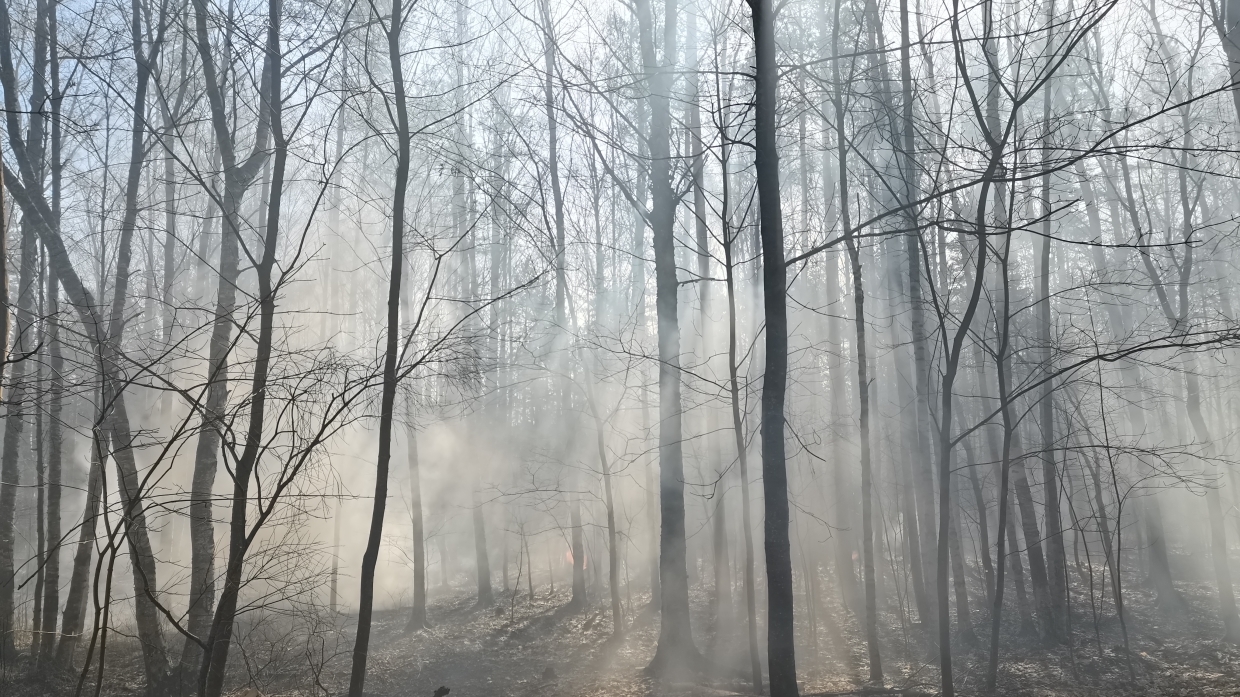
[199,9,284,692]
[1037,41,1066,639]
[816,0,858,615]
[474,489,494,607]
[183,0,272,674]
[39,15,61,660]
[348,0,409,692]
[54,424,104,668]
[722,116,762,693]
[107,9,173,684]
[405,405,428,630]
[38,264,62,662]
[832,0,880,681]
[0,216,39,664]
[963,437,994,608]
[847,230,882,687]
[636,0,696,674]
[331,493,341,614]
[749,0,796,691]
[1005,498,1034,633]
[1009,433,1055,639]
[585,380,624,636]
[949,469,977,644]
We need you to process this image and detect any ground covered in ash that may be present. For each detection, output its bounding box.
[7,575,1240,696]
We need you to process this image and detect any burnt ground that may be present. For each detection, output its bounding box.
[6,572,1240,696]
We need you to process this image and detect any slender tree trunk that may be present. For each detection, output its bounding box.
[893,0,941,635]
[107,8,174,686]
[636,0,696,673]
[405,401,427,630]
[183,0,272,673]
[0,185,40,667]
[1009,433,1055,638]
[722,117,762,693]
[473,490,494,607]
[39,264,62,662]
[938,57,997,697]
[199,10,283,693]
[54,422,104,668]
[39,3,63,662]
[159,29,189,419]
[818,0,858,618]
[331,493,341,614]
[963,436,995,609]
[847,231,882,687]
[348,0,409,691]
[949,471,977,644]
[33,285,46,651]
[1037,21,1067,637]
[749,0,796,691]
[585,379,624,636]
[832,13,881,676]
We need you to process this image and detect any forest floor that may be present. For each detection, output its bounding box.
[7,572,1240,696]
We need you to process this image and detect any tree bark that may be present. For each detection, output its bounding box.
[199,5,284,692]
[0,17,46,646]
[0,215,37,659]
[405,402,428,630]
[949,467,977,644]
[832,12,881,677]
[38,264,62,662]
[348,0,409,691]
[473,489,494,607]
[636,0,696,674]
[749,0,796,691]
[183,0,272,673]
[722,123,762,692]
[54,424,104,668]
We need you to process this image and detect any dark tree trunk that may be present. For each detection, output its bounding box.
[199,7,284,693]
[722,136,762,692]
[0,6,45,653]
[183,0,271,674]
[1009,436,1055,638]
[749,0,796,691]
[0,183,40,667]
[33,287,46,654]
[833,0,880,681]
[637,0,696,674]
[962,437,994,608]
[1037,47,1067,638]
[949,470,977,644]
[38,264,62,662]
[847,231,882,687]
[54,424,104,668]
[348,0,409,692]
[107,7,174,685]
[38,8,62,659]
